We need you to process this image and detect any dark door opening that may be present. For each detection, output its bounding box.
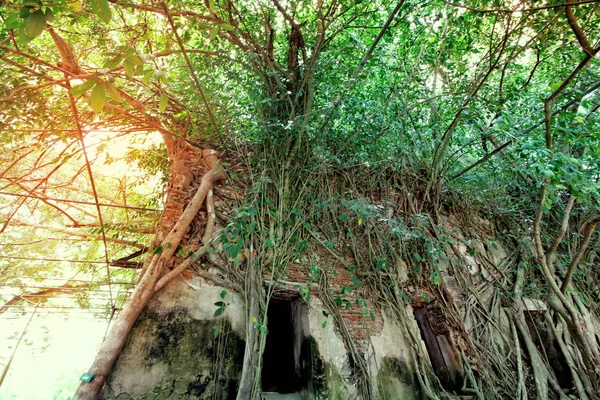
[261,297,309,395]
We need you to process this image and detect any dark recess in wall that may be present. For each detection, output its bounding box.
[262,297,311,395]
[413,305,462,393]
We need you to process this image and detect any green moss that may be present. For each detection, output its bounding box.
[376,357,422,400]
[321,362,352,400]
[307,336,328,399]
[108,307,245,399]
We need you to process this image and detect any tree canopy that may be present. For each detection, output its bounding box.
[1,0,600,398]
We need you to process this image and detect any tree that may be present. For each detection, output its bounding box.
[1,0,600,399]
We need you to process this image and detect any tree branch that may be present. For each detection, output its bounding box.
[565,0,596,56]
[560,217,600,293]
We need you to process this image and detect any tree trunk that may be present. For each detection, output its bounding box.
[75,142,226,399]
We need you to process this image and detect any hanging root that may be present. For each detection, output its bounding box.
[153,150,226,291]
[75,149,226,400]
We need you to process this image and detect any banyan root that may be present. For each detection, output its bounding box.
[74,149,225,400]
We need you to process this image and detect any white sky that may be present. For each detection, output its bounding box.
[0,129,164,398]
[0,312,109,399]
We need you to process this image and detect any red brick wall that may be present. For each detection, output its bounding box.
[271,261,384,353]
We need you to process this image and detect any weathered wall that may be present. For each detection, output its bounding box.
[369,312,422,400]
[106,236,471,400]
[307,296,358,399]
[103,278,245,400]
[106,266,424,399]
[284,257,384,352]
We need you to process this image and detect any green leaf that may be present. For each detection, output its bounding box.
[70,78,98,97]
[18,24,34,44]
[127,54,144,66]
[399,291,410,302]
[214,301,226,307]
[105,81,122,103]
[24,9,45,38]
[104,53,124,69]
[44,8,54,23]
[152,246,163,255]
[213,327,221,337]
[159,94,168,112]
[220,23,234,31]
[90,83,106,113]
[370,311,375,322]
[5,14,21,29]
[19,6,33,19]
[209,26,220,40]
[91,0,112,23]
[214,307,224,317]
[543,170,555,179]
[141,68,153,83]
[220,290,227,299]
[123,60,134,77]
[335,296,342,307]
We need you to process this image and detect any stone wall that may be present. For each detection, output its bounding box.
[104,279,245,400]
[105,250,424,399]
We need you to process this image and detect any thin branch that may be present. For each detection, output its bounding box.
[560,217,600,293]
[545,195,576,271]
[440,0,600,14]
[65,80,115,309]
[161,2,221,139]
[0,255,132,264]
[565,0,597,56]
[0,191,161,212]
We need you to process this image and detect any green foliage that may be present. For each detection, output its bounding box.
[2,1,600,395]
[214,290,228,317]
[24,9,46,38]
[90,0,111,24]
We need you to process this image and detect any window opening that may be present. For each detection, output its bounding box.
[414,305,462,392]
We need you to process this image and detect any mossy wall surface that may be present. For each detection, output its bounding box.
[104,307,244,400]
[376,357,422,400]
[104,281,424,399]
[319,361,354,400]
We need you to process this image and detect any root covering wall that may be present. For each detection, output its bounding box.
[103,271,424,399]
[104,216,596,400]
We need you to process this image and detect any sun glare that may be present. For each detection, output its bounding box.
[0,129,165,399]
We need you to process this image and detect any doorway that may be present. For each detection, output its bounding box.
[261,297,310,398]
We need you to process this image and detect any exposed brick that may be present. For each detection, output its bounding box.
[282,262,384,353]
